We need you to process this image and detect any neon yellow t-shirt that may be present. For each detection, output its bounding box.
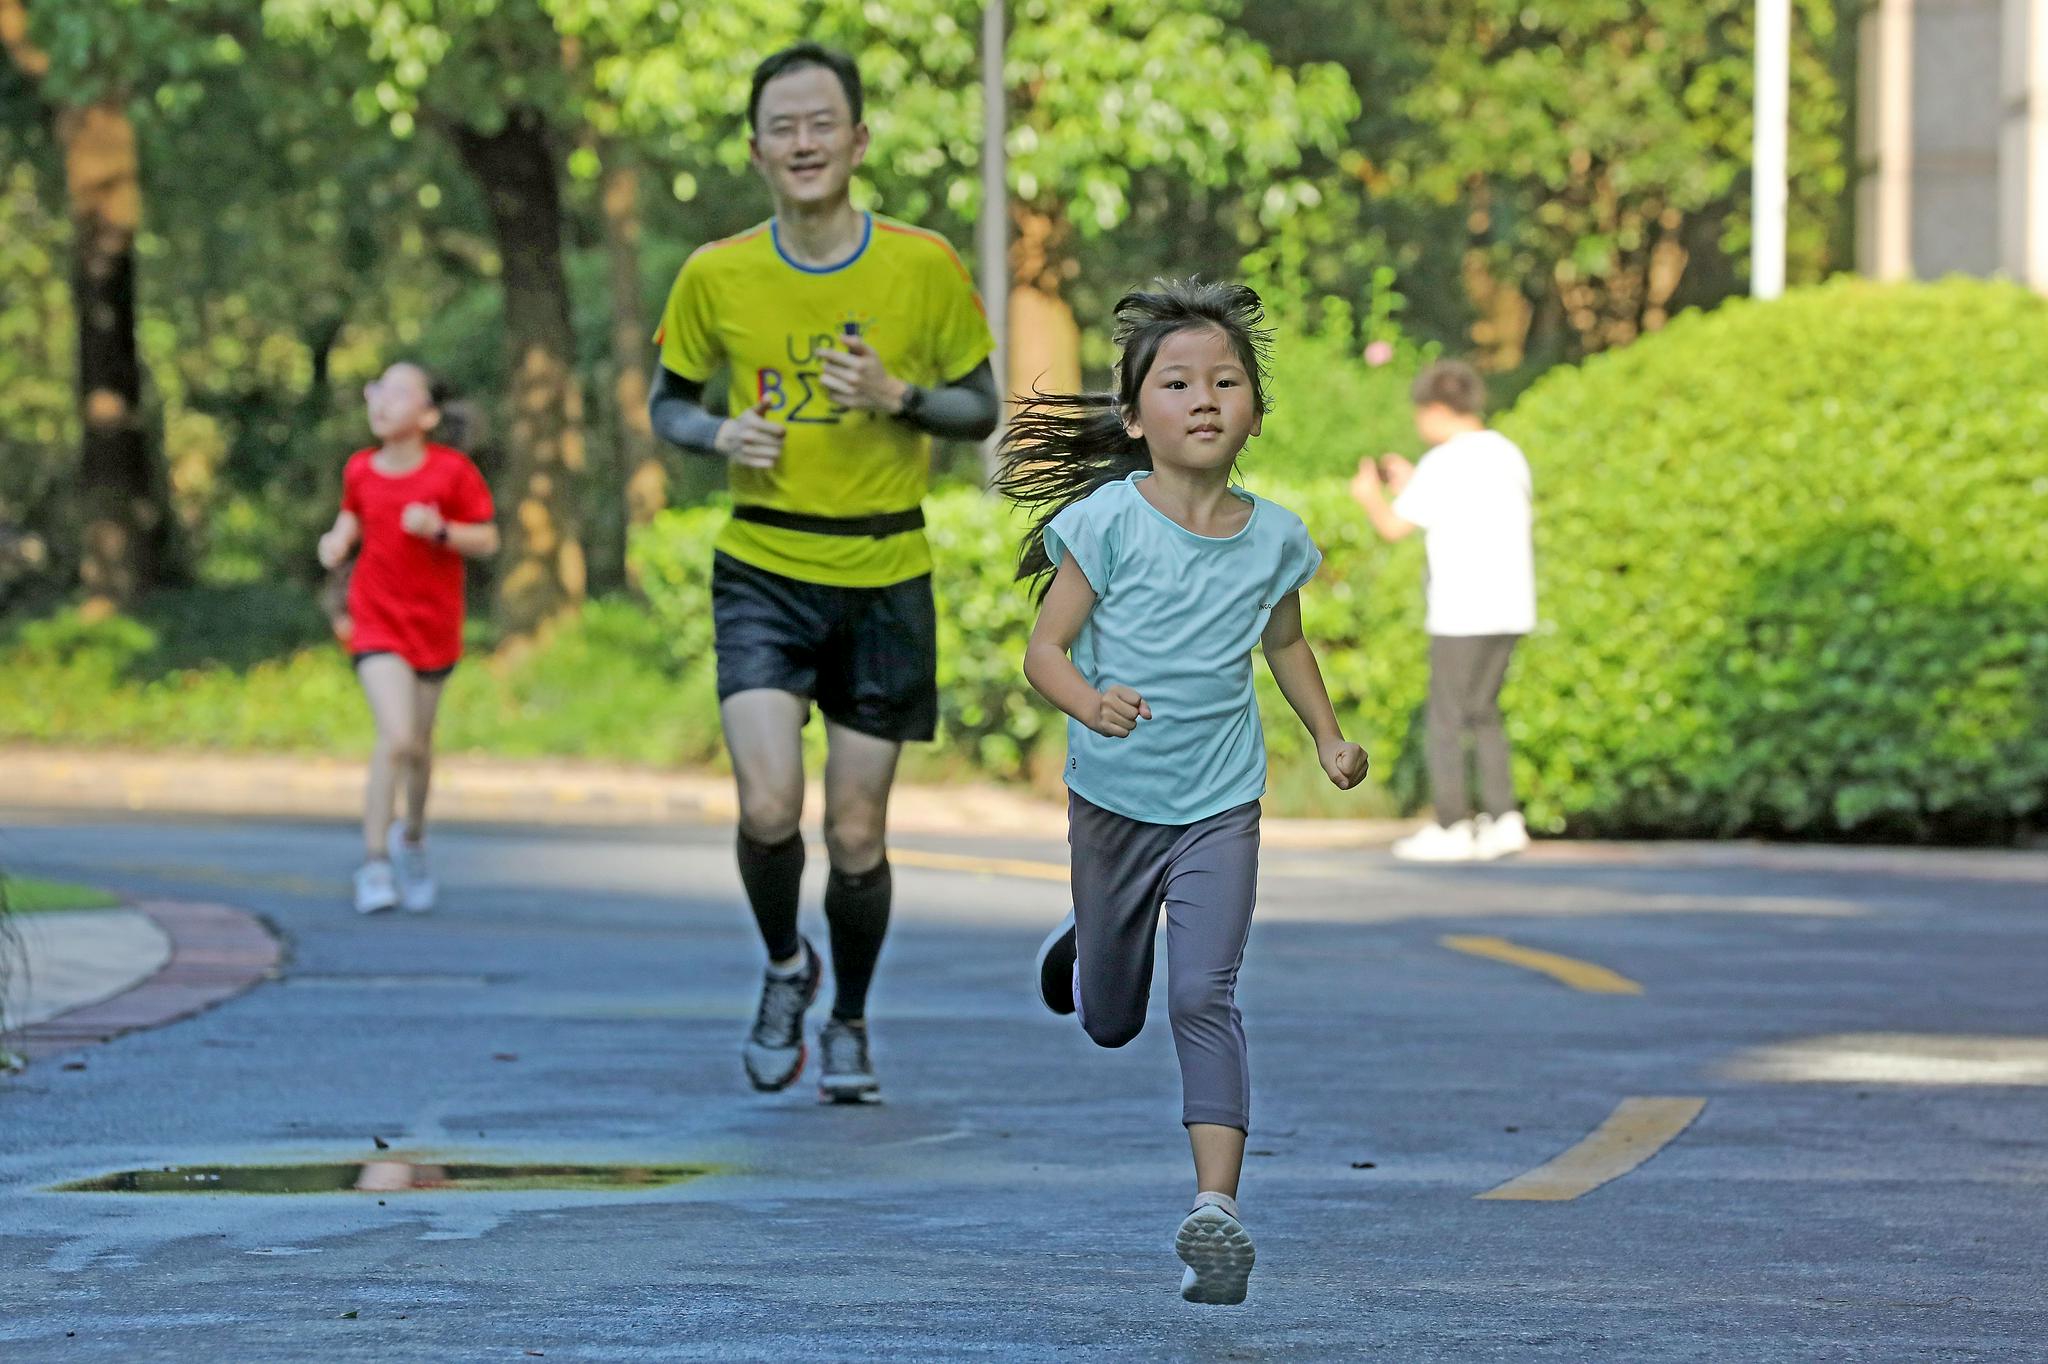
[654,212,995,587]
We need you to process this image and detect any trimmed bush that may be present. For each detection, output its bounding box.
[1498,277,2048,837]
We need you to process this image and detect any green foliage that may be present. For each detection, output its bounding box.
[1382,0,1846,364]
[572,0,1358,232]
[0,589,720,767]
[0,161,73,540]
[6,281,2039,841]
[1249,265,1434,481]
[1498,278,2048,838]
[1244,0,1854,373]
[4,877,122,913]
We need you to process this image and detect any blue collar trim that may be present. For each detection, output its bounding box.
[772,212,873,274]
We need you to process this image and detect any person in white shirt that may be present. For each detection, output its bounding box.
[1350,360,1535,862]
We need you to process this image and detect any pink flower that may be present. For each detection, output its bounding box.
[1363,340,1395,368]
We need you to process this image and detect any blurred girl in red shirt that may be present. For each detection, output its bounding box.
[317,362,498,914]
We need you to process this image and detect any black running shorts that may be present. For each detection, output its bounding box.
[710,552,939,743]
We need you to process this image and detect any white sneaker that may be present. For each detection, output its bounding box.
[1176,1193,1255,1305]
[353,859,398,914]
[1391,820,1481,862]
[1474,811,1530,861]
[386,824,436,913]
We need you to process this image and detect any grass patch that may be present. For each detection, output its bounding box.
[5,876,121,913]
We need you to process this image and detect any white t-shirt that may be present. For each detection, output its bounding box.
[1392,428,1536,637]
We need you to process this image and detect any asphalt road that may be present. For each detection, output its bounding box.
[2,808,2044,1361]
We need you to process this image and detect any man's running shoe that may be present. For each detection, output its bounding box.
[1175,1193,1256,1305]
[1034,910,1078,1016]
[743,937,820,1092]
[353,859,398,915]
[817,1017,881,1104]
[386,824,436,913]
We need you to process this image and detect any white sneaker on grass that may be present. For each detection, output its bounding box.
[353,859,398,915]
[1391,819,1480,863]
[386,824,436,912]
[1175,1192,1255,1305]
[1474,811,1531,861]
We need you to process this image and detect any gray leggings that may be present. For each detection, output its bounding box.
[1427,633,1522,824]
[1068,792,1261,1132]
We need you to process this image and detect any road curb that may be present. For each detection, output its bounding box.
[11,900,283,1065]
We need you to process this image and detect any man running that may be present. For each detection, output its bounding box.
[648,43,999,1103]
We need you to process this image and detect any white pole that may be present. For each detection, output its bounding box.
[979,1,1009,473]
[1753,0,1791,299]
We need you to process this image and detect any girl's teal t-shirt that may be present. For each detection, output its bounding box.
[1045,473,1322,826]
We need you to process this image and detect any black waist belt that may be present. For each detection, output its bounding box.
[730,505,925,539]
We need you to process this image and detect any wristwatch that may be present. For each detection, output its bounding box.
[895,383,926,425]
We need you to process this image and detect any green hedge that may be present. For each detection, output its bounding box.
[1496,277,2048,838]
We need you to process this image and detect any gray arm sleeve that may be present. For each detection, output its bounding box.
[651,357,1001,450]
[903,359,1001,441]
[648,365,726,457]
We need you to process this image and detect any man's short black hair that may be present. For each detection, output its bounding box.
[748,44,864,130]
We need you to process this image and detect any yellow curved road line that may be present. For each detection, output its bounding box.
[1439,934,1644,995]
[1477,1097,1707,1201]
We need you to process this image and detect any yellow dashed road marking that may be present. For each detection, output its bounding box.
[1478,1097,1707,1201]
[1440,934,1644,994]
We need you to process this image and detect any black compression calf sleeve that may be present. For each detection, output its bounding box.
[736,829,806,964]
[824,861,893,1022]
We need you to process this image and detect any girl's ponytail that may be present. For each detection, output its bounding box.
[996,391,1149,595]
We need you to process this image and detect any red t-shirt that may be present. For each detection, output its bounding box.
[340,443,495,670]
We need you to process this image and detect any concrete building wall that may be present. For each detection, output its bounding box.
[2004,0,2048,281]
[1858,0,2048,289]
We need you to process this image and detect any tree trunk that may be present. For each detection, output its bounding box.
[1008,204,1082,397]
[64,99,166,609]
[3,2,171,608]
[450,107,586,638]
[600,151,665,587]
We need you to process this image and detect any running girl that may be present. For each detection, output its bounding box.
[316,363,497,915]
[999,280,1369,1305]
